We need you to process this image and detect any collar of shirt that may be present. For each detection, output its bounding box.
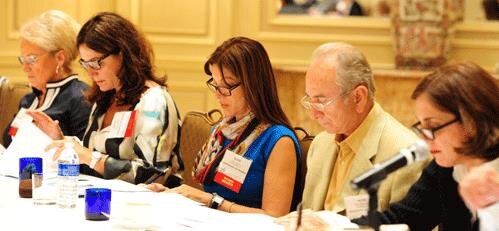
[334,102,381,155]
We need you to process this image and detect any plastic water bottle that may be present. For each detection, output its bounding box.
[57,142,79,208]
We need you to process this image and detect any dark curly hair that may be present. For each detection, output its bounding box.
[77,12,165,114]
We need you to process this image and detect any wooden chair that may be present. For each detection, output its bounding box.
[0,77,31,143]
[292,126,315,210]
[179,109,222,189]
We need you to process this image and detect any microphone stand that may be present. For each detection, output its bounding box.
[366,183,381,231]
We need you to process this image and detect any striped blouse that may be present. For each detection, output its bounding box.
[81,86,183,185]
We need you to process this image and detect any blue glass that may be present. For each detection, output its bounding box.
[85,188,111,221]
[19,157,43,198]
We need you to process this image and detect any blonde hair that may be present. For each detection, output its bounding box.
[312,42,376,100]
[20,10,81,71]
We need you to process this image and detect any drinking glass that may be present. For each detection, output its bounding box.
[19,157,42,198]
[32,173,57,205]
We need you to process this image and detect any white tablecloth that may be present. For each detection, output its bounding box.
[0,175,283,231]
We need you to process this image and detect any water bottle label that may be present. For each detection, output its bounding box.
[58,163,79,176]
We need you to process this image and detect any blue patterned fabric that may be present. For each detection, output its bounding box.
[2,75,90,147]
[203,124,300,208]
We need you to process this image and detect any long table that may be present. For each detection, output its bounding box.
[0,175,284,230]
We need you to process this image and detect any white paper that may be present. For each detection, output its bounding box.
[10,108,32,128]
[217,150,252,182]
[78,174,152,193]
[315,210,359,229]
[0,121,55,177]
[0,143,5,155]
[478,202,499,231]
[107,111,133,138]
[344,194,369,219]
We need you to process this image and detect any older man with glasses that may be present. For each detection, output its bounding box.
[300,42,429,214]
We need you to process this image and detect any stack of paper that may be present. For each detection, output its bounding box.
[0,122,55,177]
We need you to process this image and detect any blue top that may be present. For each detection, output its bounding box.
[2,75,90,147]
[203,124,300,208]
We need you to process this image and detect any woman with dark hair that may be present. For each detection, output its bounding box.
[29,12,183,187]
[148,37,300,217]
[352,61,499,230]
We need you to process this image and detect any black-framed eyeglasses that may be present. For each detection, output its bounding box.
[206,77,241,96]
[411,118,460,140]
[79,54,110,70]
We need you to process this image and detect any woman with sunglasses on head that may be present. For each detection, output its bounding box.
[352,61,499,231]
[148,37,301,217]
[2,10,90,147]
[29,12,183,187]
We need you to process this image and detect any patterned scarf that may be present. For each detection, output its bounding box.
[193,113,269,184]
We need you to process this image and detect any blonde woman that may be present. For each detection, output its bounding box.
[2,10,90,146]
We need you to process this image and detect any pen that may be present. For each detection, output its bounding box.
[296,202,302,231]
[144,167,171,184]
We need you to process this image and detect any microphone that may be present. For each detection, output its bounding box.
[351,140,429,190]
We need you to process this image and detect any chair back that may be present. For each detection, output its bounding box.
[291,126,315,210]
[0,77,8,112]
[179,109,222,189]
[0,77,31,143]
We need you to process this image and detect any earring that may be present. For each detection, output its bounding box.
[55,65,60,75]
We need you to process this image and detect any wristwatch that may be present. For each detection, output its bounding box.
[209,193,224,209]
[89,151,103,169]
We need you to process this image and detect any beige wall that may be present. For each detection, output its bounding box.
[1,0,498,133]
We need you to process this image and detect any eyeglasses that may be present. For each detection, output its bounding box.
[411,118,460,140]
[18,54,39,65]
[18,51,57,66]
[18,53,49,65]
[300,94,344,111]
[206,77,241,96]
[79,54,110,70]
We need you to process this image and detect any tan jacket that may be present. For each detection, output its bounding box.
[302,103,430,212]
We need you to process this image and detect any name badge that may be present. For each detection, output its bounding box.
[107,111,136,138]
[344,194,369,219]
[8,108,32,137]
[214,150,252,193]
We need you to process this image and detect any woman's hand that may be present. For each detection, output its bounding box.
[275,209,330,231]
[145,183,168,192]
[459,164,499,209]
[27,110,64,140]
[45,137,92,165]
[169,184,213,206]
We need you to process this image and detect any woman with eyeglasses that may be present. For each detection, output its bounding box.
[352,61,499,231]
[2,10,91,147]
[147,37,301,217]
[29,12,183,187]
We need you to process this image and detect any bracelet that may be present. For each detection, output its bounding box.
[228,201,236,213]
[207,193,215,207]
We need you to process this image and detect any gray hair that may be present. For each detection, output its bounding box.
[311,42,376,100]
[19,10,81,71]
